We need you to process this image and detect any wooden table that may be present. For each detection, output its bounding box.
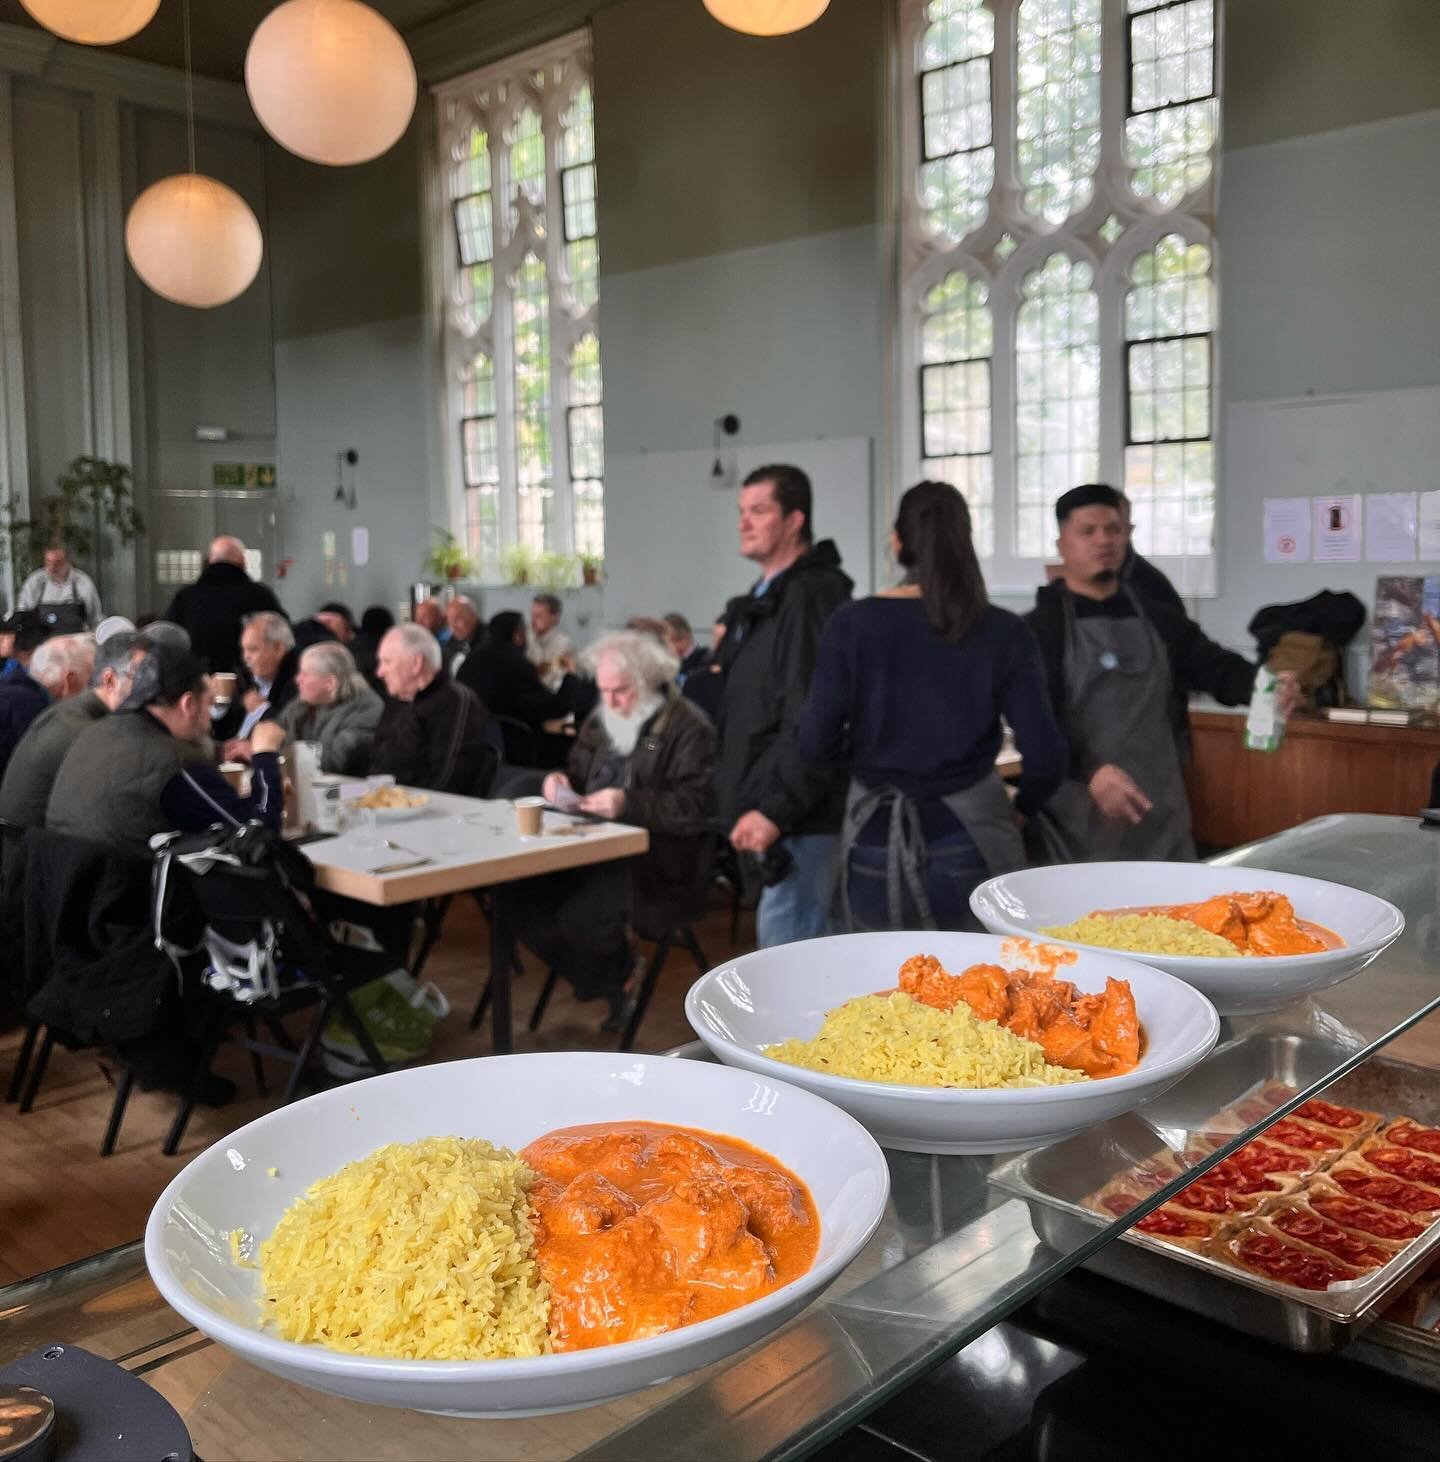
[303,793,649,1053]
[1186,708,1440,847]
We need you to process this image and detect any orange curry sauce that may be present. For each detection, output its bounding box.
[519,1122,819,1352]
[896,954,1143,1079]
[1111,892,1342,955]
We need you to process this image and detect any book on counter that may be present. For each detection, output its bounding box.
[1322,705,1427,727]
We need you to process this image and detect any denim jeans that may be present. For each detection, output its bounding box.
[756,834,838,948]
[845,825,988,932]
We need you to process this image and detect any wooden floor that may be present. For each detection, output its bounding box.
[0,891,752,1286]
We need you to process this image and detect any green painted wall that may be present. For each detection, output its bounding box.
[264,0,1440,336]
[593,0,883,275]
[267,114,425,342]
[1224,0,1440,150]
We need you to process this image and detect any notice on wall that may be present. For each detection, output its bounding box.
[1419,491,1440,561]
[352,526,370,566]
[1365,492,1418,563]
[1311,493,1363,563]
[1262,497,1311,563]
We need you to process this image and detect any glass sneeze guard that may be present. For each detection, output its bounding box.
[2,815,1437,1461]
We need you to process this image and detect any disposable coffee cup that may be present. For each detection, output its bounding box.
[514,796,545,837]
[219,761,247,793]
[212,672,238,700]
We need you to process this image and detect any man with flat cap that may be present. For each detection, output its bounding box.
[1026,483,1293,862]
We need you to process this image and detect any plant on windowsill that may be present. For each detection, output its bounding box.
[424,529,473,582]
[535,550,579,591]
[579,552,603,587]
[501,541,539,586]
[0,456,144,594]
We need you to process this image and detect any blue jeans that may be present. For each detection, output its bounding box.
[845,826,988,932]
[756,834,837,948]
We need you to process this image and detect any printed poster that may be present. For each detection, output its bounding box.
[1368,575,1440,710]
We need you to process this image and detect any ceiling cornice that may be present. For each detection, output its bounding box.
[0,20,257,128]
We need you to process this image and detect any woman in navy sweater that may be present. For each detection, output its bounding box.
[797,481,1066,931]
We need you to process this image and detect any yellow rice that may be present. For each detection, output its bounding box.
[764,992,1087,1089]
[1041,912,1241,958]
[258,1136,552,1360]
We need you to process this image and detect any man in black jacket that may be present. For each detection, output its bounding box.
[372,623,492,794]
[718,464,852,946]
[162,535,284,672]
[1026,484,1290,861]
[457,610,580,766]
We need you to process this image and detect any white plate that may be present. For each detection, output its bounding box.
[361,799,431,823]
[144,1053,889,1417]
[685,931,1220,1155]
[969,863,1404,1015]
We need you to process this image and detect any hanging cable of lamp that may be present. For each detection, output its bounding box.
[702,0,830,35]
[19,0,160,45]
[245,0,417,167]
[124,0,264,309]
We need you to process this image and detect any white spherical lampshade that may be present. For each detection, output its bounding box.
[125,174,264,309]
[703,0,830,35]
[245,0,417,166]
[19,0,159,45]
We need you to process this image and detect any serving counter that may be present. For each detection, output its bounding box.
[2,814,1439,1460]
[1186,708,1440,846]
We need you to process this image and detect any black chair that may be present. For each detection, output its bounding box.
[493,713,538,768]
[4,823,167,1155]
[155,823,394,1155]
[524,922,710,1052]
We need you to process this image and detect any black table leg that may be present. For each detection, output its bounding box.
[490,882,513,1055]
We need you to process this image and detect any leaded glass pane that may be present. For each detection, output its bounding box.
[918,0,994,240]
[512,255,553,553]
[1124,233,1213,554]
[510,105,546,215]
[1017,0,1102,225]
[570,335,604,556]
[1127,0,1215,204]
[1015,252,1099,556]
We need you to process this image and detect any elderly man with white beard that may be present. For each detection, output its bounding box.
[507,630,717,1031]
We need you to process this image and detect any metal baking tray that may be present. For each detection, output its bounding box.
[990,1034,1440,1353]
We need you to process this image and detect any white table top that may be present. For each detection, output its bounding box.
[301,791,650,906]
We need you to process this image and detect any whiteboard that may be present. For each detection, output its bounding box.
[604,436,874,631]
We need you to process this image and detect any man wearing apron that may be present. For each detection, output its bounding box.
[16,545,101,632]
[1026,484,1290,862]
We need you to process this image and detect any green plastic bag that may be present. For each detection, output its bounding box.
[320,971,450,1079]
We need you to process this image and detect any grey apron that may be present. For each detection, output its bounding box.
[837,773,1024,932]
[1037,588,1195,864]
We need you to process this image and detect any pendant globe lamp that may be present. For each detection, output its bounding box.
[702,0,830,35]
[124,0,263,308]
[245,0,417,166]
[19,0,160,45]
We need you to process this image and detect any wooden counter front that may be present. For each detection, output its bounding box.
[1185,711,1440,848]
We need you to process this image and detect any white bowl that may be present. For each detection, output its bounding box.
[969,863,1405,1016]
[144,1053,889,1417]
[685,932,1220,1155]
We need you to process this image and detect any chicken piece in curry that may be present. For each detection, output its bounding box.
[1162,891,1336,955]
[897,954,1142,1079]
[520,1122,818,1352]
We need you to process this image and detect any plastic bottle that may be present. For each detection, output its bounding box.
[1244,666,1286,752]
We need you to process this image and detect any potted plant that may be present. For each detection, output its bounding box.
[501,542,539,586]
[0,456,144,595]
[535,550,578,591]
[424,530,473,582]
[579,551,604,587]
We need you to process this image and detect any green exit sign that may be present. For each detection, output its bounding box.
[213,463,277,488]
